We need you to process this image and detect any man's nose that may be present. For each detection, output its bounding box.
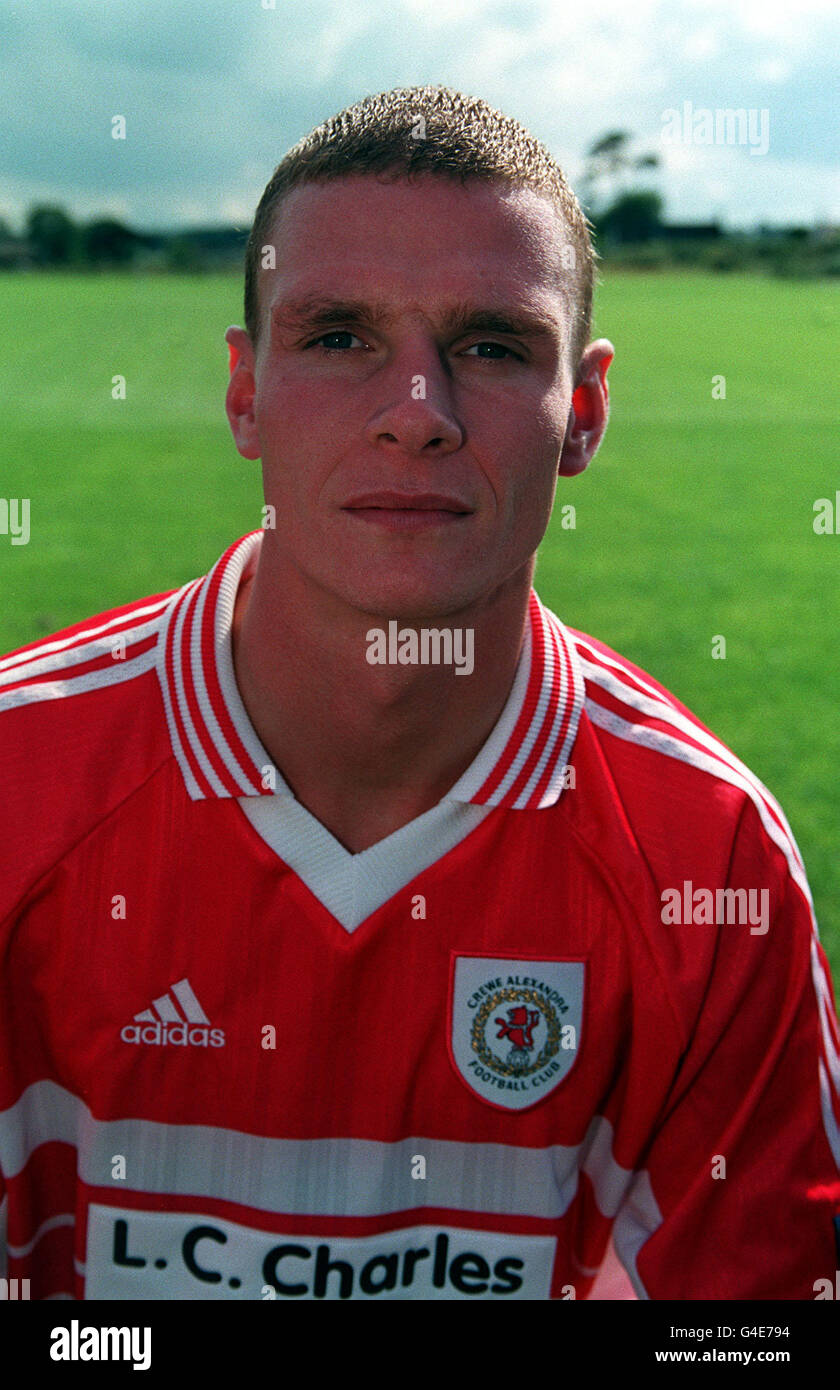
[364,344,464,456]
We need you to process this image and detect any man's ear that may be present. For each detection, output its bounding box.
[558,339,614,477]
[224,326,261,460]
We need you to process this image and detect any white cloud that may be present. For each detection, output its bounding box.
[754,57,792,83]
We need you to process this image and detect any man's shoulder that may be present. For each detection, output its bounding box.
[556,619,801,888]
[566,622,752,794]
[0,587,180,915]
[569,625,713,733]
[0,585,176,725]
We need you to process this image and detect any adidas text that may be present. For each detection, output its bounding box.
[120,1020,225,1048]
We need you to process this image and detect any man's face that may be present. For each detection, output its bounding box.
[229,174,600,620]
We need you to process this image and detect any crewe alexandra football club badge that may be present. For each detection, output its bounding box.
[449,956,585,1111]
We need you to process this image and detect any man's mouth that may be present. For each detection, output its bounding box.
[342,491,473,530]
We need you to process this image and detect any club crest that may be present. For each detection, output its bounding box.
[449,956,585,1111]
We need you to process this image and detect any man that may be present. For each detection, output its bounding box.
[1,85,838,1301]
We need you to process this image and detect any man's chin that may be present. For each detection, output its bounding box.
[328,558,531,625]
[354,596,478,625]
[338,579,483,625]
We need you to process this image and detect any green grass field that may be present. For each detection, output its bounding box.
[1,269,838,984]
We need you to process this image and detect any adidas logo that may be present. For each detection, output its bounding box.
[120,978,225,1048]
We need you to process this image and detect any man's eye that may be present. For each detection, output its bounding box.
[463,341,520,360]
[310,331,365,352]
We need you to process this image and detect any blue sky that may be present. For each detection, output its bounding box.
[1,0,837,232]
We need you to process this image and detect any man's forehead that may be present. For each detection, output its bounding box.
[259,175,574,329]
[267,174,568,266]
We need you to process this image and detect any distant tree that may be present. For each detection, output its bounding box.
[599,191,665,245]
[580,131,659,219]
[164,234,205,272]
[82,218,137,266]
[0,216,25,269]
[26,205,77,265]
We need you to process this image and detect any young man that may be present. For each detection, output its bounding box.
[1,86,838,1301]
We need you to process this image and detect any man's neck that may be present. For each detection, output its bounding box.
[231,544,532,854]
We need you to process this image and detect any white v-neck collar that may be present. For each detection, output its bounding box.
[239,790,492,931]
[234,615,526,930]
[235,615,533,929]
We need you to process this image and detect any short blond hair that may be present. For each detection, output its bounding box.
[245,85,595,366]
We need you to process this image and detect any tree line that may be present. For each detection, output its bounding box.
[0,206,246,270]
[2,133,836,277]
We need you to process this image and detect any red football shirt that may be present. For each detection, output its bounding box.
[1,531,838,1300]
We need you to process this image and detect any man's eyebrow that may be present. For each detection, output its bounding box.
[271,294,560,341]
[272,296,384,331]
[444,305,560,341]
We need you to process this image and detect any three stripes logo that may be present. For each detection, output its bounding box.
[120,978,225,1048]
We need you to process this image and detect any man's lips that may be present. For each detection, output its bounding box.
[342,492,472,512]
[341,491,474,530]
